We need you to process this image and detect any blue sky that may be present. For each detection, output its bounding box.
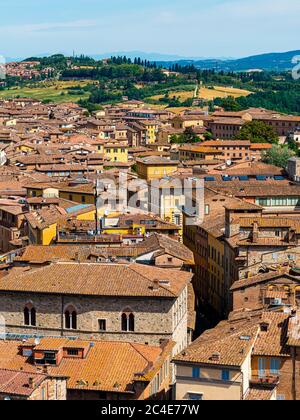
[0,0,299,58]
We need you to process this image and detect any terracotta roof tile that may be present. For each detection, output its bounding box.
[0,262,192,298]
[0,338,172,394]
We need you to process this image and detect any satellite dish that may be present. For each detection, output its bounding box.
[34,338,40,346]
[226,160,232,166]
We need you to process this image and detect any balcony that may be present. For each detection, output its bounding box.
[57,232,123,244]
[235,255,247,267]
[250,374,280,388]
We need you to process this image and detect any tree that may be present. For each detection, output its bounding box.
[203,131,213,141]
[183,127,199,143]
[235,120,279,144]
[213,96,242,111]
[262,145,295,168]
[170,127,200,144]
[286,137,300,156]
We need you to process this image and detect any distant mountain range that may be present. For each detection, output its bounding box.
[8,49,300,72]
[156,50,300,71]
[90,51,233,62]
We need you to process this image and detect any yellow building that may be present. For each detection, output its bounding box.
[25,184,59,199]
[135,157,178,181]
[141,121,160,145]
[59,188,95,205]
[183,219,226,316]
[101,214,181,239]
[96,140,128,163]
[16,143,36,153]
[172,116,204,130]
[207,229,225,316]
[179,145,222,161]
[26,204,96,246]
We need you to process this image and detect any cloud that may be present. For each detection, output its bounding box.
[1,19,98,35]
[0,0,298,57]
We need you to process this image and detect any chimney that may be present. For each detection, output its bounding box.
[288,229,296,244]
[152,280,160,290]
[210,352,221,362]
[252,222,259,243]
[28,377,35,389]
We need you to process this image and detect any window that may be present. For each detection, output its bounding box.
[121,312,135,332]
[44,352,56,365]
[65,307,77,330]
[174,214,181,226]
[258,358,266,378]
[221,369,230,381]
[98,319,107,331]
[24,305,36,327]
[270,358,280,374]
[188,393,203,400]
[192,367,200,378]
[81,196,86,203]
[67,349,79,356]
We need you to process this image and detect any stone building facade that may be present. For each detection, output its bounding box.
[0,263,191,356]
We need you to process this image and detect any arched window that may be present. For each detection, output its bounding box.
[24,305,36,327]
[65,310,71,330]
[24,307,30,326]
[121,313,128,332]
[71,310,77,330]
[129,313,135,332]
[121,311,135,332]
[64,306,77,330]
[31,307,36,327]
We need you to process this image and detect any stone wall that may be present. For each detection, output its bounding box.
[0,289,188,348]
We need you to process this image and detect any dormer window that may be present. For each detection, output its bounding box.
[260,322,269,332]
[67,349,79,356]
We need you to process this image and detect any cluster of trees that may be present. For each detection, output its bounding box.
[237,90,300,115]
[263,145,295,168]
[61,64,166,82]
[109,56,158,69]
[214,89,300,116]
[235,121,279,144]
[170,127,200,144]
[156,93,194,108]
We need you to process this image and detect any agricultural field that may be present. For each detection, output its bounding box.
[198,85,251,100]
[0,80,94,103]
[150,89,194,102]
[149,84,251,104]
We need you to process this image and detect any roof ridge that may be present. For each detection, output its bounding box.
[128,264,177,297]
[129,343,156,364]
